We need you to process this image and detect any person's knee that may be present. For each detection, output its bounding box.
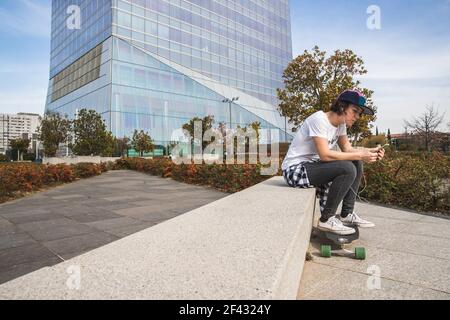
[339,161,357,178]
[353,160,364,174]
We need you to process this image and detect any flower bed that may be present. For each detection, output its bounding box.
[114,157,271,193]
[0,162,108,203]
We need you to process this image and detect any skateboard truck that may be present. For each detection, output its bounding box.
[314,225,366,260]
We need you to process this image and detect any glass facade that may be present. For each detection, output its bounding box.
[111,0,292,106]
[50,0,112,77]
[51,43,103,102]
[110,37,286,145]
[45,0,293,149]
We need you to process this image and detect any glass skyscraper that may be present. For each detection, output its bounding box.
[45,0,293,152]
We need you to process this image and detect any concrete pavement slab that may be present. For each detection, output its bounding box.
[417,215,450,224]
[308,246,450,293]
[3,212,63,225]
[68,212,123,223]
[120,210,181,223]
[113,204,183,216]
[399,221,450,240]
[355,202,423,222]
[299,263,450,300]
[101,222,156,238]
[17,218,82,231]
[299,201,450,299]
[0,233,37,251]
[23,224,98,242]
[0,257,63,285]
[0,243,57,269]
[0,221,21,236]
[42,232,119,257]
[0,208,49,218]
[85,217,146,231]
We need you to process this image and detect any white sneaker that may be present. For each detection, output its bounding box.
[317,216,356,235]
[339,212,375,228]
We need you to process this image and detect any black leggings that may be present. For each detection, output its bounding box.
[303,161,363,222]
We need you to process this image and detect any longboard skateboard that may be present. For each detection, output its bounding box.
[312,224,366,260]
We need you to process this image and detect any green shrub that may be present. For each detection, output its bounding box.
[362,151,449,214]
[72,163,103,178]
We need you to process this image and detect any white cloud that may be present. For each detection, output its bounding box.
[356,41,450,80]
[291,8,450,134]
[362,79,450,134]
[0,0,51,38]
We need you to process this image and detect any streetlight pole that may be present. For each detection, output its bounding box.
[222,97,239,129]
[285,116,287,142]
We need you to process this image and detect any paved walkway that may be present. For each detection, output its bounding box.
[298,201,450,300]
[0,170,227,285]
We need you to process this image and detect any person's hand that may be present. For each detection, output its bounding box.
[376,147,385,161]
[360,149,378,163]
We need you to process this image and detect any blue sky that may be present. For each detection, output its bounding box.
[0,0,449,133]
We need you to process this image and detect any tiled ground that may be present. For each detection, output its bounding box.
[0,170,227,284]
[298,202,450,299]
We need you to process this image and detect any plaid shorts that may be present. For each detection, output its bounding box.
[282,162,332,214]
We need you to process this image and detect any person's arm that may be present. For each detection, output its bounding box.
[337,135,385,160]
[337,135,357,153]
[313,136,378,162]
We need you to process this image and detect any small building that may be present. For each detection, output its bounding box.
[0,113,42,155]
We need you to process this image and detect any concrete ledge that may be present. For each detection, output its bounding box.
[43,156,120,165]
[0,177,315,300]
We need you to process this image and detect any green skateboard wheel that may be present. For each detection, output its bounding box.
[321,245,332,258]
[355,247,366,260]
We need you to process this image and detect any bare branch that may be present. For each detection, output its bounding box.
[403,104,446,150]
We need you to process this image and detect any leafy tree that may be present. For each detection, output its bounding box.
[71,109,114,156]
[404,105,446,152]
[277,46,376,139]
[102,131,116,157]
[387,128,392,144]
[182,115,215,150]
[132,130,154,157]
[115,136,131,157]
[10,138,30,161]
[236,121,261,146]
[38,113,71,157]
[248,121,261,144]
[376,127,379,136]
[233,121,261,161]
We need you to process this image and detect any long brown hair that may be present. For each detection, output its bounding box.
[330,100,352,115]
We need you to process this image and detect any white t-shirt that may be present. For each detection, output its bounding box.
[282,111,347,170]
